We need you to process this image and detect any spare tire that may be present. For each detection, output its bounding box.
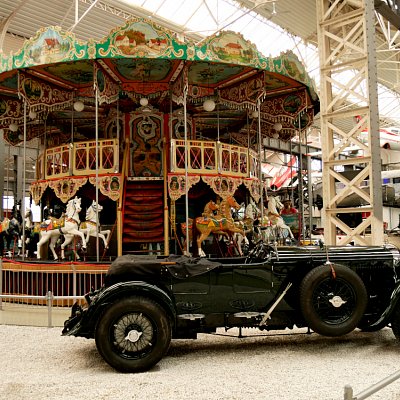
[299,264,367,337]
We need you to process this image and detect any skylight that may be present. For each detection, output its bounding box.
[120,0,400,129]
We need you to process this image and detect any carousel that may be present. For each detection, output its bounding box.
[0,18,319,264]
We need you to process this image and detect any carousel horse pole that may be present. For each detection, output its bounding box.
[80,200,111,249]
[266,195,295,241]
[36,197,87,261]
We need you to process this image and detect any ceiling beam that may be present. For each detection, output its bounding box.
[375,0,400,29]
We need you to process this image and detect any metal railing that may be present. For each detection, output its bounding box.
[170,139,259,177]
[0,259,108,326]
[0,292,84,327]
[343,370,400,399]
[36,138,119,180]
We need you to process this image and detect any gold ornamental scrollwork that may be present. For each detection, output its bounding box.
[242,178,262,203]
[89,175,121,201]
[30,181,49,205]
[168,174,200,201]
[201,176,241,200]
[48,177,88,203]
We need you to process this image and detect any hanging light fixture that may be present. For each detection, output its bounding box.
[203,98,216,112]
[272,122,282,139]
[203,63,215,112]
[140,97,149,106]
[9,123,18,132]
[73,100,85,112]
[28,110,37,119]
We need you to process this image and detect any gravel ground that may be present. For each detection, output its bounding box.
[1,325,400,400]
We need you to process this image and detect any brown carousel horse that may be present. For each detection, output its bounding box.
[180,200,219,252]
[192,196,245,257]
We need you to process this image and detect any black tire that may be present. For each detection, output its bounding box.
[95,296,171,373]
[299,264,367,337]
[357,317,387,332]
[391,302,400,341]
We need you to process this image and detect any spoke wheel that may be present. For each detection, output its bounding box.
[95,296,171,372]
[300,264,367,337]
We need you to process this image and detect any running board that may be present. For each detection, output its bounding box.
[234,311,266,319]
[178,314,205,320]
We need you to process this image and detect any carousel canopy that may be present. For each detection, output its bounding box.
[0,18,319,146]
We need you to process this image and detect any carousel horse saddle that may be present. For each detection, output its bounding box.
[40,217,65,231]
[197,216,228,228]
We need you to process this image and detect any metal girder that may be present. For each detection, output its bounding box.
[0,0,25,52]
[316,0,383,246]
[78,0,204,41]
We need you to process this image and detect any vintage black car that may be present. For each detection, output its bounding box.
[63,242,400,373]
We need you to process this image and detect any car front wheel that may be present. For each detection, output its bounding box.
[95,296,171,373]
[299,264,367,337]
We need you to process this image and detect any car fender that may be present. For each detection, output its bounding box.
[369,279,400,329]
[82,281,176,333]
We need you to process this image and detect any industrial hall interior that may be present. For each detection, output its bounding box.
[1,0,400,260]
[3,2,400,398]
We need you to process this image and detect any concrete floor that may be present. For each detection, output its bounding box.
[0,303,70,327]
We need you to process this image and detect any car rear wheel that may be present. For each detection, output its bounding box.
[391,302,400,341]
[299,264,367,337]
[95,296,171,373]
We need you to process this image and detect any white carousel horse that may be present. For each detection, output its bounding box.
[245,201,260,221]
[233,201,260,254]
[233,220,249,255]
[36,197,87,261]
[266,195,295,241]
[80,201,111,249]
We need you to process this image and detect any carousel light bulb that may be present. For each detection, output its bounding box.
[251,110,259,118]
[273,122,283,132]
[73,100,85,112]
[203,99,216,112]
[18,133,23,140]
[272,132,279,139]
[28,110,37,119]
[140,97,149,106]
[9,123,18,132]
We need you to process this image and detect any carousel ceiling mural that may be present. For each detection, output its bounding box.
[0,18,319,146]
